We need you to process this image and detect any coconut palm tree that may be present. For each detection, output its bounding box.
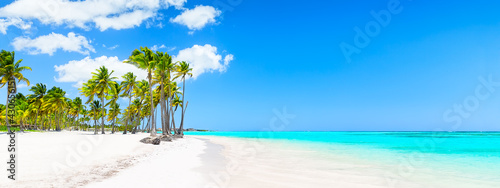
[89,100,102,134]
[174,61,192,136]
[71,97,83,130]
[171,94,182,134]
[120,72,137,134]
[15,101,30,131]
[89,66,117,134]
[154,52,176,135]
[106,82,122,133]
[43,87,68,131]
[0,104,5,125]
[125,47,157,136]
[108,103,120,134]
[0,50,31,133]
[80,106,88,131]
[27,83,46,130]
[132,80,149,134]
[168,82,181,134]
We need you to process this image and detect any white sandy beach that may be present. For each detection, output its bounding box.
[1,132,499,188]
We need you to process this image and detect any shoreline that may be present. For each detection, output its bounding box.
[2,132,500,188]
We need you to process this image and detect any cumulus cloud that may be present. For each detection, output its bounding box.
[174,44,233,79]
[0,0,187,33]
[54,56,148,87]
[94,10,154,31]
[170,5,221,31]
[0,17,32,34]
[11,32,95,55]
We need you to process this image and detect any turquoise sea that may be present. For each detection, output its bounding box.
[186,131,500,183]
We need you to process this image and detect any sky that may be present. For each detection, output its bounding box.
[1,0,500,131]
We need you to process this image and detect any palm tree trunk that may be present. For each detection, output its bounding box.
[101,96,105,134]
[34,105,40,130]
[124,96,131,134]
[160,76,166,135]
[6,89,11,133]
[94,111,98,135]
[111,116,116,134]
[148,71,156,136]
[180,78,186,135]
[167,82,171,135]
[56,111,60,131]
[170,105,177,135]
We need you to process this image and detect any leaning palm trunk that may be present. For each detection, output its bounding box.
[170,105,177,135]
[179,79,187,135]
[148,72,156,136]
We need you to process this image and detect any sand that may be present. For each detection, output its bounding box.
[2,132,498,188]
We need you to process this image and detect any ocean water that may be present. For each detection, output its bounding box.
[186,131,500,183]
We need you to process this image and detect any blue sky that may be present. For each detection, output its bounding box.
[1,0,500,131]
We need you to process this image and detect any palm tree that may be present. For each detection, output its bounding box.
[27,83,46,130]
[154,52,176,135]
[0,104,5,125]
[132,80,149,134]
[71,97,83,130]
[125,47,157,136]
[106,82,122,133]
[120,72,137,134]
[167,82,181,134]
[108,103,120,134]
[80,106,88,131]
[0,50,31,133]
[171,94,182,134]
[90,100,102,134]
[43,87,68,131]
[90,66,117,134]
[174,61,192,136]
[15,101,30,131]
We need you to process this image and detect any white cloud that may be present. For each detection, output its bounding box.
[17,83,28,88]
[170,5,221,31]
[0,17,32,34]
[54,56,148,87]
[94,10,154,31]
[163,0,187,9]
[107,45,119,50]
[151,44,176,52]
[11,32,95,55]
[151,44,166,51]
[0,0,187,33]
[174,44,233,79]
